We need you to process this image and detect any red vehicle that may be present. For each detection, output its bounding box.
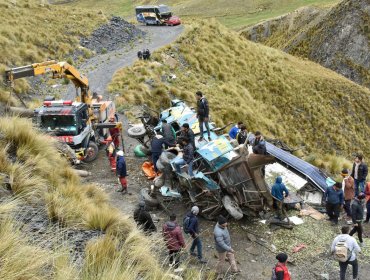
[165,16,181,26]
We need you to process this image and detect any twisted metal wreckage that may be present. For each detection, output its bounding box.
[128,99,331,220]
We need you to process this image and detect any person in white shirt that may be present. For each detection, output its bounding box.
[331,226,361,280]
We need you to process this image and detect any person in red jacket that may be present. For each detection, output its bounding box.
[109,117,121,148]
[162,213,186,269]
[274,253,291,280]
[365,182,370,223]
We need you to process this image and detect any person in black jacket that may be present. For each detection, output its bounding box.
[133,201,157,233]
[174,137,194,176]
[236,125,248,145]
[179,123,196,150]
[151,134,176,173]
[349,193,365,246]
[195,91,210,141]
[252,131,267,155]
[351,154,368,196]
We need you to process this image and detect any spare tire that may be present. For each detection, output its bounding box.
[128,125,146,138]
[140,188,159,207]
[222,195,243,220]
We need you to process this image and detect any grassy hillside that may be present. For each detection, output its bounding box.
[109,20,370,170]
[0,0,106,105]
[0,117,210,279]
[63,0,339,29]
[241,0,370,88]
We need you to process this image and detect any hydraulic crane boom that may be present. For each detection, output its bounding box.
[4,60,92,104]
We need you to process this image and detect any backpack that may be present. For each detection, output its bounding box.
[271,264,283,280]
[334,239,351,262]
[183,216,191,234]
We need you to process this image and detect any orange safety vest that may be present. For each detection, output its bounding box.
[365,182,370,202]
[275,263,291,280]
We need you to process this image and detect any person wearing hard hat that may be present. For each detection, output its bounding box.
[116,150,128,194]
[109,116,120,148]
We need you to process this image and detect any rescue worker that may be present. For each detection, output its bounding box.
[162,213,185,270]
[214,215,240,279]
[179,123,195,150]
[161,119,176,148]
[350,154,368,196]
[107,141,116,172]
[108,117,120,148]
[116,150,128,194]
[228,121,243,139]
[325,182,344,225]
[274,253,291,280]
[151,133,175,173]
[173,137,194,177]
[195,91,210,141]
[341,168,355,220]
[271,176,289,221]
[236,125,248,145]
[133,201,156,233]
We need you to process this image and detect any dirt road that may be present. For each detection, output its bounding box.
[66,25,184,98]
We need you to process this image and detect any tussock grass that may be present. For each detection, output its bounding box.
[0,0,106,104]
[109,20,370,171]
[0,117,207,279]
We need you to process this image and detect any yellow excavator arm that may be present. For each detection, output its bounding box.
[4,60,92,104]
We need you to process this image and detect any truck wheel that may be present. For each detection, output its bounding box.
[83,142,99,163]
[128,125,147,138]
[140,188,159,207]
[222,195,243,220]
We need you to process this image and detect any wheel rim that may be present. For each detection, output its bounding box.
[86,147,95,158]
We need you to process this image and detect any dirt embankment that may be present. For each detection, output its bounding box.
[242,0,370,88]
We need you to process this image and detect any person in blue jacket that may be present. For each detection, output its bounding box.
[228,121,243,139]
[116,150,128,194]
[271,176,289,220]
[325,182,344,225]
[151,133,176,173]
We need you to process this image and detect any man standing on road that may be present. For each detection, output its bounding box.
[228,121,243,139]
[133,201,157,234]
[325,182,344,225]
[161,120,176,148]
[271,176,289,221]
[341,168,355,220]
[116,150,128,194]
[214,215,240,279]
[350,193,365,246]
[331,226,361,280]
[108,117,121,148]
[351,154,368,196]
[179,123,195,150]
[162,213,186,270]
[186,206,207,264]
[195,91,210,142]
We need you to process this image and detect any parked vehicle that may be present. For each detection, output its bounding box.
[135,5,181,26]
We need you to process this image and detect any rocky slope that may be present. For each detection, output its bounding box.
[242,0,370,88]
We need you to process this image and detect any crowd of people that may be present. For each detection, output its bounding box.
[104,91,369,279]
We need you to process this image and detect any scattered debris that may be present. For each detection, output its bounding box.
[299,205,325,220]
[289,216,304,225]
[292,244,307,253]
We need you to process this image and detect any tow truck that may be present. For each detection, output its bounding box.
[5,60,123,163]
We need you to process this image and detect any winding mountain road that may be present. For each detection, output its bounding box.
[66,25,184,98]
